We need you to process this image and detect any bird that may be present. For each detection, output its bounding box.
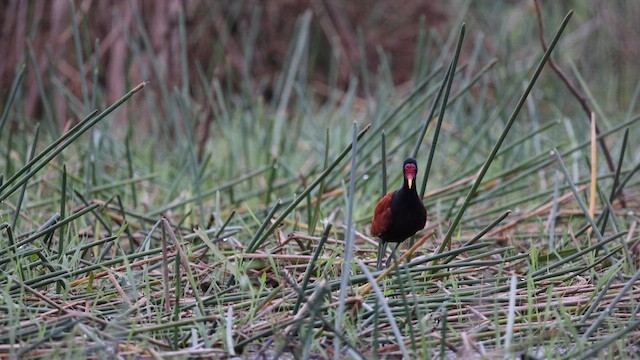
[371,157,427,270]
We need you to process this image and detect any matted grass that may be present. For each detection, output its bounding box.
[1,2,640,359]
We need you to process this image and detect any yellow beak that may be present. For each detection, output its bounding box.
[408,178,413,189]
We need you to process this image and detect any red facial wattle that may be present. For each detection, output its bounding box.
[404,164,417,189]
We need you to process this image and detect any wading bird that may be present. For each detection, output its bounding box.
[371,157,427,270]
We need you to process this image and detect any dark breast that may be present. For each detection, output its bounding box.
[380,190,427,243]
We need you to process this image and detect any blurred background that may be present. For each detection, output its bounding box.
[2,0,639,133]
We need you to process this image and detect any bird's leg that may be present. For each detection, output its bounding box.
[376,242,388,271]
[385,243,401,269]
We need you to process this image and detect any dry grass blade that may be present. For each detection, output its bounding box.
[588,112,597,236]
[358,231,433,296]
[357,260,408,358]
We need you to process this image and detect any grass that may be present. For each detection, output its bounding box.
[1,1,640,359]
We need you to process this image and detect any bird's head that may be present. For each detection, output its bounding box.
[403,157,418,190]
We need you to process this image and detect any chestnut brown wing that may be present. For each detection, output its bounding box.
[371,192,394,237]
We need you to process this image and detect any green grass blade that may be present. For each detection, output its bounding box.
[433,11,574,261]
[248,123,371,253]
[420,24,465,197]
[0,64,25,134]
[0,82,146,201]
[334,122,360,358]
